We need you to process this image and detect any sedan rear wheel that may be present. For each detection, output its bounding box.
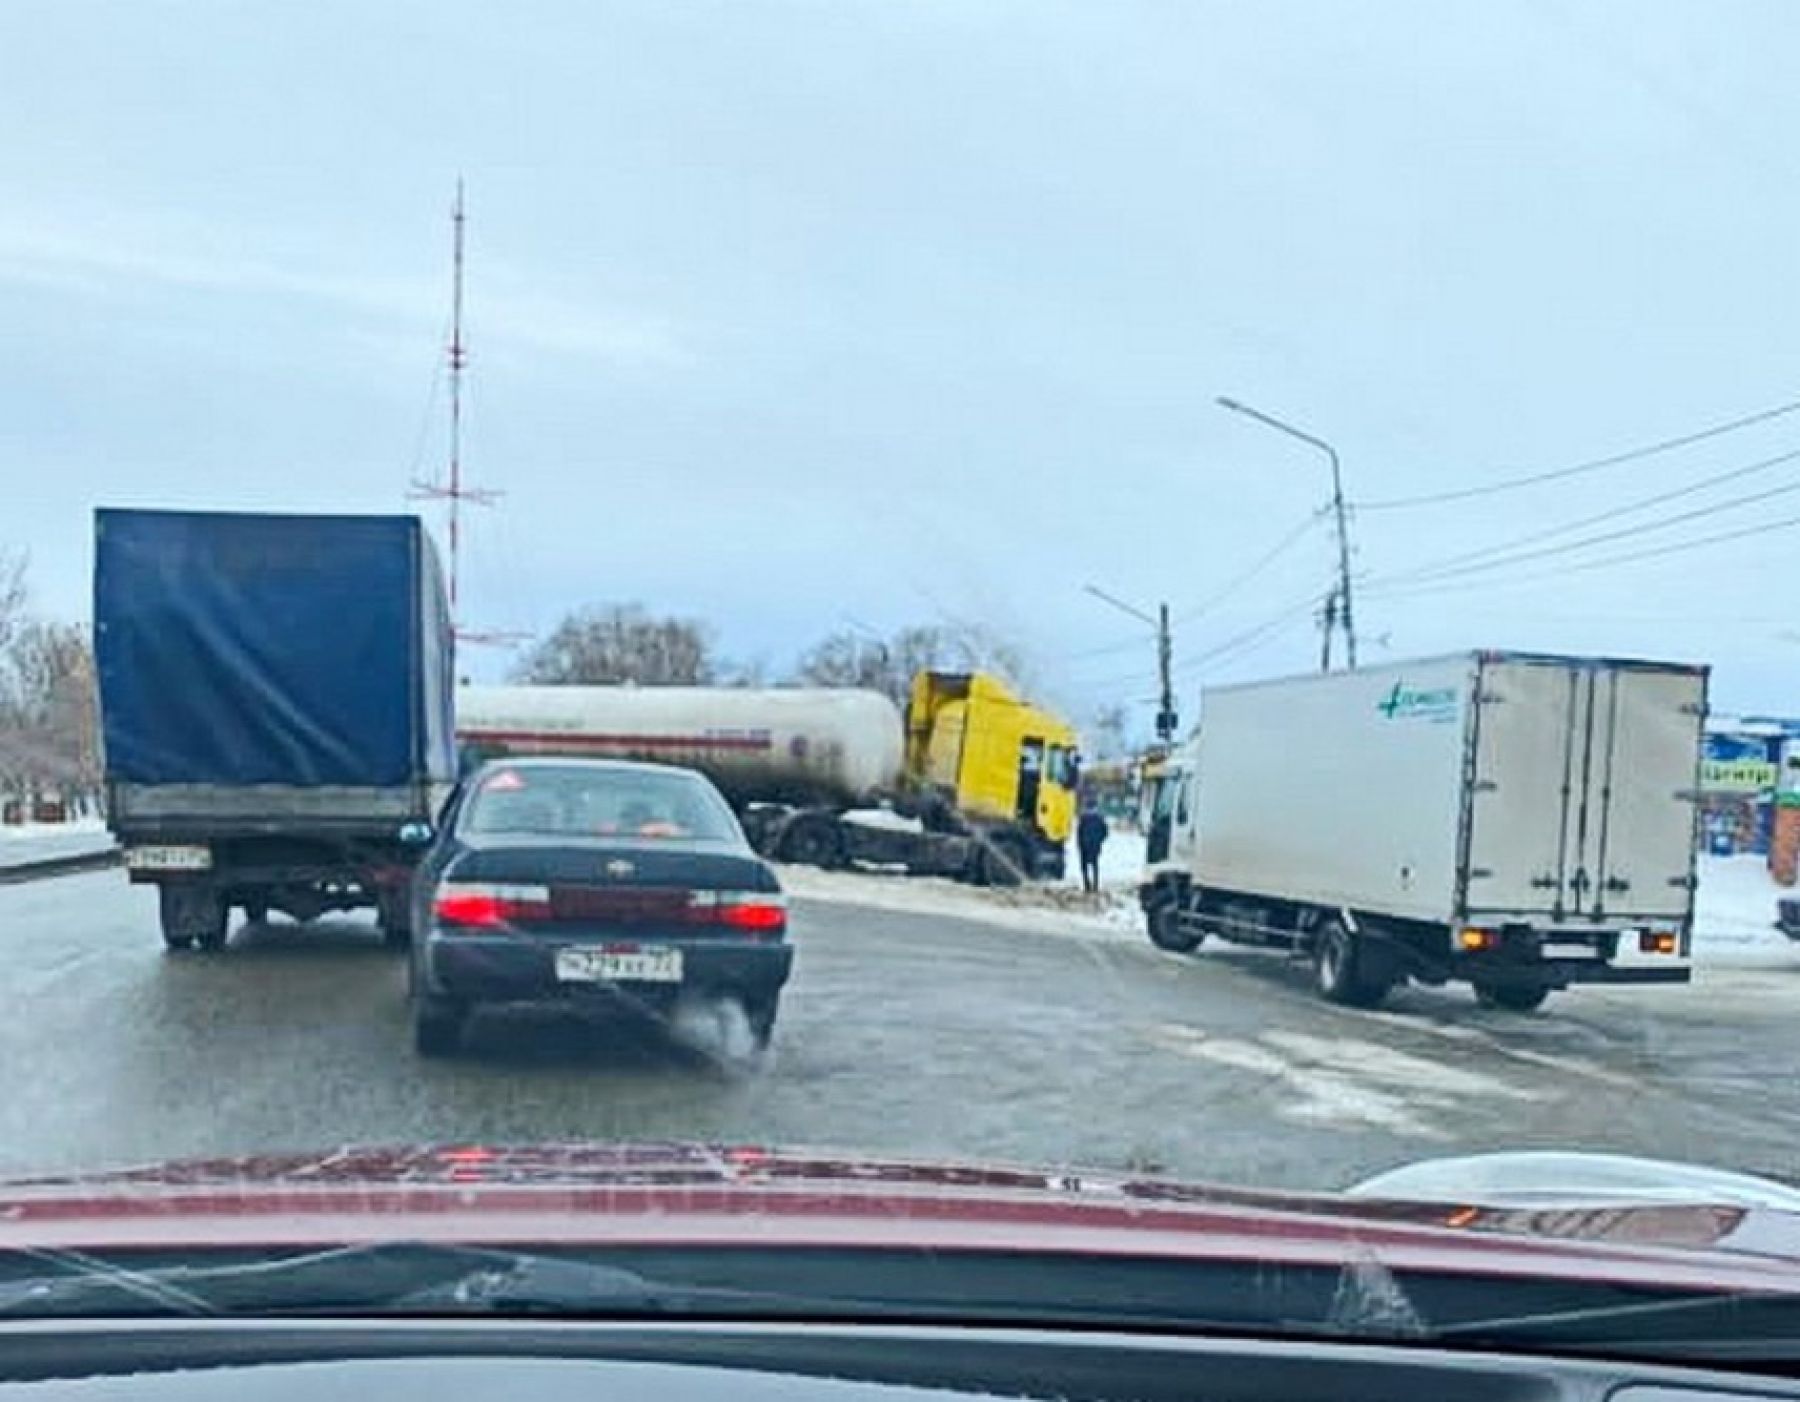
[744,992,780,1048]
[412,993,466,1057]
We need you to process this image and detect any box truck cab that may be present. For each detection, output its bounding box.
[1141,746,1198,874]
[1139,652,1707,1012]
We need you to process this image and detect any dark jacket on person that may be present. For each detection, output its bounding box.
[1077,811,1108,857]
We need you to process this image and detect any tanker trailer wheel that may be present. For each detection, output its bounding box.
[1147,896,1203,953]
[979,835,1029,887]
[1313,920,1390,1008]
[780,816,844,869]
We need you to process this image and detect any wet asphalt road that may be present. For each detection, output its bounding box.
[6,867,1800,1191]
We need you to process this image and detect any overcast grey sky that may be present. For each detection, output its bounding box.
[5,0,1799,730]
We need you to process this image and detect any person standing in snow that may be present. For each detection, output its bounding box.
[1076,800,1108,894]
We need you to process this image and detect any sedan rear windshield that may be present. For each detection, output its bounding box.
[464,765,740,841]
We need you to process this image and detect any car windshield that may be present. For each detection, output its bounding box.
[463,764,738,841]
[8,0,1800,1363]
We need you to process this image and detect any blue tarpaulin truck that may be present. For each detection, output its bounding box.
[93,509,456,951]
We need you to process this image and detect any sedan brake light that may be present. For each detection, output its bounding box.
[434,882,552,929]
[688,889,787,935]
[719,896,787,932]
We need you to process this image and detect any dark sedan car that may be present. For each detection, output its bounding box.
[407,758,793,1056]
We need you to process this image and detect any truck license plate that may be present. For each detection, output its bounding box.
[124,845,212,872]
[1541,942,1598,960]
[555,945,684,984]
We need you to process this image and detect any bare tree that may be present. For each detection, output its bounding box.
[1091,704,1128,760]
[514,604,717,686]
[0,616,100,814]
[793,622,1028,705]
[0,551,26,660]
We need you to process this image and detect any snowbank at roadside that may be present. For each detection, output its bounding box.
[0,817,107,844]
[776,862,1142,943]
[0,818,112,870]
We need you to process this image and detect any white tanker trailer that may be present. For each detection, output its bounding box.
[455,673,1080,883]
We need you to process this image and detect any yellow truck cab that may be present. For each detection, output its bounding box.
[905,671,1080,882]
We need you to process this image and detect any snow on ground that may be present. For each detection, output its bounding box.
[777,860,1140,944]
[777,823,1150,944]
[0,818,107,844]
[1062,827,1148,892]
[0,818,112,870]
[1693,854,1800,969]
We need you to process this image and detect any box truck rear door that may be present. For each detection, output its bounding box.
[1468,658,1584,918]
[1587,666,1704,922]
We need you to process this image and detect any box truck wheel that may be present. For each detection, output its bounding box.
[159,885,227,953]
[1474,982,1551,1012]
[1313,921,1390,1008]
[1147,898,1202,953]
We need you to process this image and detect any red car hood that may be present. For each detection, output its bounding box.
[0,1143,1798,1295]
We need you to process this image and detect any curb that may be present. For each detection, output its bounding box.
[0,848,122,886]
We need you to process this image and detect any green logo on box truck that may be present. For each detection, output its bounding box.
[1377,680,1458,723]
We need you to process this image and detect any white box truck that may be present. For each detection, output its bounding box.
[1137,651,1707,1010]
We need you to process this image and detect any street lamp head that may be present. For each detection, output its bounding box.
[1216,396,1243,412]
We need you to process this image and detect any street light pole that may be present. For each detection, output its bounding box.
[1084,585,1177,744]
[1216,396,1357,671]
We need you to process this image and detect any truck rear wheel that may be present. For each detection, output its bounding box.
[1147,898,1202,953]
[159,885,227,954]
[1313,921,1390,1008]
[1474,982,1551,1012]
[377,889,413,950]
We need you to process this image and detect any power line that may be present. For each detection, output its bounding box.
[1356,394,1800,511]
[1174,587,1331,678]
[1369,508,1800,603]
[1369,442,1800,589]
[1172,506,1327,623]
[1057,508,1326,667]
[1362,468,1800,595]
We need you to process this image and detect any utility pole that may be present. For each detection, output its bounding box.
[1084,585,1178,745]
[1156,601,1175,743]
[1216,397,1358,671]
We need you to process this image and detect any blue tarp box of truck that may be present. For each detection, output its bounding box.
[94,509,456,804]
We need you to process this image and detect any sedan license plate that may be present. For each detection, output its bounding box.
[124,845,212,872]
[555,945,684,984]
